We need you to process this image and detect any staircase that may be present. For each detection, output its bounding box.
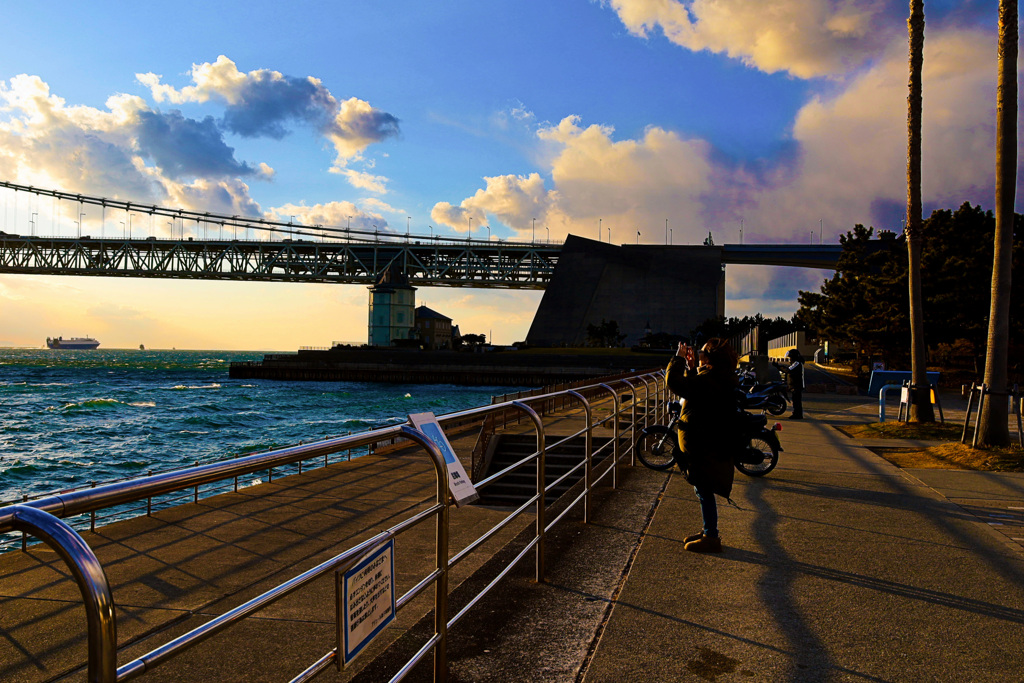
[475,434,620,507]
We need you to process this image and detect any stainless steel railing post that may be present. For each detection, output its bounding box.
[509,400,545,582]
[596,384,620,489]
[565,391,592,524]
[637,376,653,428]
[621,380,638,467]
[9,505,117,683]
[394,424,450,683]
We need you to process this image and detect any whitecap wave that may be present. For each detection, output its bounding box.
[170,383,222,391]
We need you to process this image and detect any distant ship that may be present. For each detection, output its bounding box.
[46,336,100,350]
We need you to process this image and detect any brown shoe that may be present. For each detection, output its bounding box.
[683,531,704,544]
[684,535,723,553]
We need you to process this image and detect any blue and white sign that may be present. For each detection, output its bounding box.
[341,539,395,666]
[408,412,479,506]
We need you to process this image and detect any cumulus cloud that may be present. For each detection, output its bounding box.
[333,167,389,194]
[432,172,555,234]
[138,56,400,177]
[135,110,257,180]
[432,117,715,240]
[0,75,165,201]
[266,200,390,232]
[605,0,900,79]
[433,25,1002,315]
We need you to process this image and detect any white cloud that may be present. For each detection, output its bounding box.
[431,25,1002,318]
[333,167,389,194]
[266,200,389,232]
[606,0,898,79]
[138,57,400,174]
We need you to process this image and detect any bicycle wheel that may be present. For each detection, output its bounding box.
[735,437,778,477]
[636,426,677,470]
[765,395,787,416]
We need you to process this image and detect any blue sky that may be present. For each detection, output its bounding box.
[0,0,1010,349]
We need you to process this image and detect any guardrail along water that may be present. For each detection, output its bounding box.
[0,369,666,683]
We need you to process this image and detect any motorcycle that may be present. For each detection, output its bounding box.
[636,400,783,477]
[738,382,789,416]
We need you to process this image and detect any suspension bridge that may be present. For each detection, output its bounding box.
[0,180,841,290]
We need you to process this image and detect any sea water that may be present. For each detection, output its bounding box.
[0,348,523,506]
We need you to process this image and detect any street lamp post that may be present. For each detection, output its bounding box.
[407,216,411,238]
[485,225,490,241]
[546,225,549,242]
[599,218,602,242]
[468,216,473,240]
[665,218,668,244]
[532,217,536,243]
[429,225,433,239]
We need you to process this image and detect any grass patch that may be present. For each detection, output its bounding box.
[871,443,1024,471]
[836,421,1024,471]
[836,421,963,441]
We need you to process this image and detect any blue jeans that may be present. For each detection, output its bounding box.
[694,486,718,538]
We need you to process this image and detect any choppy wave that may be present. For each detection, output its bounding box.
[49,398,124,412]
[0,347,526,511]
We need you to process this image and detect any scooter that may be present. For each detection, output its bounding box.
[636,400,784,477]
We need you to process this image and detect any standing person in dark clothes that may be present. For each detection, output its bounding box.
[665,338,739,553]
[777,349,805,419]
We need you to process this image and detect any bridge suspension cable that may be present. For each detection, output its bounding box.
[0,180,555,247]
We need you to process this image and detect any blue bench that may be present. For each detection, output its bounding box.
[868,370,940,398]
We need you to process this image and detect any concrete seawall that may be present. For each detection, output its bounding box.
[230,348,663,386]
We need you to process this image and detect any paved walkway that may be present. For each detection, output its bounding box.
[4,390,1023,682]
[399,391,1024,682]
[583,394,1024,682]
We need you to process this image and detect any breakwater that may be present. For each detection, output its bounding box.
[229,347,662,386]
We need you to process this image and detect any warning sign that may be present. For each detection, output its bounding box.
[408,412,479,507]
[341,539,395,666]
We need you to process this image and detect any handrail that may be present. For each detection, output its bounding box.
[8,506,116,683]
[2,370,667,683]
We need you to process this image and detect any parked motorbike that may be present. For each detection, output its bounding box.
[636,400,783,476]
[737,369,790,415]
[738,383,789,416]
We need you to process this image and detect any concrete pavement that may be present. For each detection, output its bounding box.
[582,395,1024,682]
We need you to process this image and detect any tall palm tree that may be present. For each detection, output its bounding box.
[978,0,1018,447]
[906,0,934,422]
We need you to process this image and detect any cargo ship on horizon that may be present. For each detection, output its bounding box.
[46,336,100,350]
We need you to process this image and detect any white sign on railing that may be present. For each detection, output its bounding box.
[409,412,479,506]
[341,539,396,666]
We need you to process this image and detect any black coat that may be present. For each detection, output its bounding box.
[665,357,737,498]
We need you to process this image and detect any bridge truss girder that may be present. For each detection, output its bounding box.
[0,235,560,289]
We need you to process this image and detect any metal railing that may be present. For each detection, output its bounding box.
[0,370,666,683]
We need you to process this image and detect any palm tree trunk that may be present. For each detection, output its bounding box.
[978,0,1018,447]
[906,0,934,422]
